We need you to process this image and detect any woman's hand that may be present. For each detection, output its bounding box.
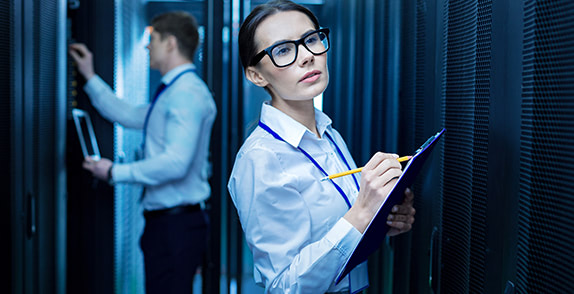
[386,188,416,236]
[344,152,403,233]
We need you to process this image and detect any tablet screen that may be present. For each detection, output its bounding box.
[72,109,101,161]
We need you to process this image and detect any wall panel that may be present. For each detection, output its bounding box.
[517,1,574,292]
[441,0,477,291]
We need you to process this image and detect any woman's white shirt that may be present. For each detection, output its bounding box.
[228,101,368,293]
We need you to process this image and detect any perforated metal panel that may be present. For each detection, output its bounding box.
[441,0,494,292]
[414,0,426,143]
[34,0,60,288]
[10,0,64,290]
[35,0,58,185]
[399,0,416,152]
[469,0,491,292]
[441,0,477,292]
[518,1,574,292]
[1,0,13,187]
[0,0,13,288]
[411,0,427,240]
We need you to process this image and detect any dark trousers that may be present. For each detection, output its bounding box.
[140,208,209,294]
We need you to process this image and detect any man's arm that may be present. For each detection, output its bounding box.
[69,43,148,129]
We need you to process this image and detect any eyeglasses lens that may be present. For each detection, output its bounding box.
[270,31,329,67]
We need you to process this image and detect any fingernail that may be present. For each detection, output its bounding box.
[387,215,393,220]
[392,206,398,212]
[387,221,392,225]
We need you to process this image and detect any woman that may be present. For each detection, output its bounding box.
[228,1,416,293]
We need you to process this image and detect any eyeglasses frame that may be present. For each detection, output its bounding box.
[249,28,331,68]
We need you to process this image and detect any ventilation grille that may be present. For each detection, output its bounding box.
[468,0,492,293]
[441,0,477,292]
[399,0,416,152]
[34,0,58,185]
[518,1,574,293]
[414,0,427,145]
[410,0,428,214]
[0,0,13,193]
[0,0,13,288]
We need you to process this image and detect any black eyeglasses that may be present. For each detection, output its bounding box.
[249,28,330,68]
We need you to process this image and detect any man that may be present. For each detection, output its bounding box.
[69,11,216,293]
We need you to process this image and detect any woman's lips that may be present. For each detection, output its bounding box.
[299,70,321,83]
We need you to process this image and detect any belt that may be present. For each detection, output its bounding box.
[143,204,202,219]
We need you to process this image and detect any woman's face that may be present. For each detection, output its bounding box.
[248,11,329,102]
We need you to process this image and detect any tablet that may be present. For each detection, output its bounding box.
[72,108,101,161]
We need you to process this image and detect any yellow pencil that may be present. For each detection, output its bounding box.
[320,156,412,181]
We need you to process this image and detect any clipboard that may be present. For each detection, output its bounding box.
[72,108,101,161]
[336,128,446,283]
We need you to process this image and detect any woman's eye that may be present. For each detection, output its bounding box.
[305,35,319,45]
[273,46,292,57]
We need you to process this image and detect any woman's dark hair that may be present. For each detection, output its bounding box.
[238,0,320,70]
[151,11,200,62]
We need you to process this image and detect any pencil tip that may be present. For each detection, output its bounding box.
[320,177,329,182]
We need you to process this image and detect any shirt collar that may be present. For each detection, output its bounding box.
[259,101,333,148]
[161,63,196,85]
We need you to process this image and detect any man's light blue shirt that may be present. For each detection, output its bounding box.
[84,64,217,210]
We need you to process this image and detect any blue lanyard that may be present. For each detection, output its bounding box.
[324,132,360,191]
[142,68,195,151]
[258,120,354,209]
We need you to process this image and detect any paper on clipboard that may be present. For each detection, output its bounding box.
[72,108,101,161]
[336,128,446,284]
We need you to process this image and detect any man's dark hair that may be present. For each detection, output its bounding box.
[238,0,320,70]
[151,11,200,62]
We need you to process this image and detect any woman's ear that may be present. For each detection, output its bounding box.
[245,66,269,88]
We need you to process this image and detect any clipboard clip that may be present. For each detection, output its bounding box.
[415,131,442,154]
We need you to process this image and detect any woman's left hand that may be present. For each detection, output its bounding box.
[386,188,416,236]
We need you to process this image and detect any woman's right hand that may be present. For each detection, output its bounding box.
[344,152,403,233]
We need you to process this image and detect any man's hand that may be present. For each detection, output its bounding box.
[386,188,416,236]
[83,156,113,182]
[69,43,96,81]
